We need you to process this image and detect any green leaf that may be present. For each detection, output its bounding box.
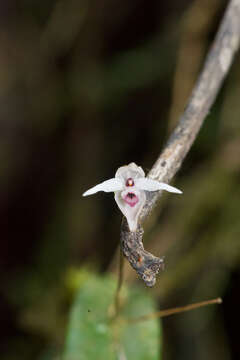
[63,274,161,360]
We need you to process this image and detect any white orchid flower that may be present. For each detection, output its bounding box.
[83,162,182,232]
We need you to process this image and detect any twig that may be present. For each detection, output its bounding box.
[125,298,222,324]
[120,0,240,286]
[120,219,164,287]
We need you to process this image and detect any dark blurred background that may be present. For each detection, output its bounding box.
[0,0,240,359]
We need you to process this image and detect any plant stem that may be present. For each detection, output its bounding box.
[120,0,240,286]
[113,248,124,318]
[126,297,222,324]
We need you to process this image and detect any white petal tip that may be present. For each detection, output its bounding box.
[82,190,92,196]
[175,189,183,194]
[168,189,182,194]
[129,226,137,232]
[127,218,138,232]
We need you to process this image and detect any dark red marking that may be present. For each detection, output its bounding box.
[126,178,134,187]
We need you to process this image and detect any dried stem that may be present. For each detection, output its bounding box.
[120,0,240,286]
[113,249,124,318]
[126,298,222,324]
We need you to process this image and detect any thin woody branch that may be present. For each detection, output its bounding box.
[120,0,240,286]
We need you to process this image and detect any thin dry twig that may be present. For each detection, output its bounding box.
[125,298,222,324]
[120,0,240,286]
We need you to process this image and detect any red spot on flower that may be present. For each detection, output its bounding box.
[126,178,134,187]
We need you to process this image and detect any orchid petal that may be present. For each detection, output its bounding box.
[114,189,146,232]
[82,178,123,196]
[135,178,182,194]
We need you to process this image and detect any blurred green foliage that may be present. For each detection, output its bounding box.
[63,273,161,360]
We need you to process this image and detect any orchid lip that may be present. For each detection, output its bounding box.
[124,192,139,207]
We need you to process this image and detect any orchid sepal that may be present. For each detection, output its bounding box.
[135,178,182,194]
[82,178,123,196]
